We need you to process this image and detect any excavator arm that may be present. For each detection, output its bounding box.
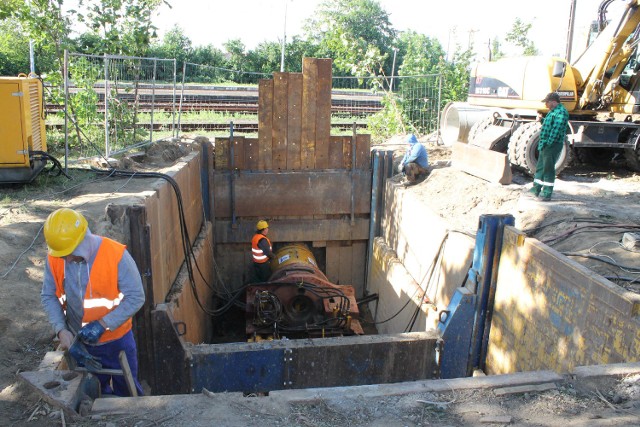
[574,0,640,109]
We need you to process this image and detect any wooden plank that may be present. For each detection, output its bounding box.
[315,58,332,169]
[118,350,139,397]
[213,170,372,217]
[214,137,229,170]
[343,135,353,169]
[452,141,512,184]
[494,383,557,396]
[301,58,317,169]
[272,72,288,170]
[351,241,367,297]
[325,242,341,290]
[244,137,259,170]
[258,79,273,170]
[231,135,244,170]
[355,134,371,170]
[338,243,353,286]
[215,218,370,243]
[287,73,303,170]
[328,135,344,169]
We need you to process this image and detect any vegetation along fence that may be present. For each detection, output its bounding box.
[53,51,442,161]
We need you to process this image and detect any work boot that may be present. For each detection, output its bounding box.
[538,194,552,202]
[528,187,540,196]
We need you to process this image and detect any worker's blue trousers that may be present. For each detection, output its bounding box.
[87,330,144,396]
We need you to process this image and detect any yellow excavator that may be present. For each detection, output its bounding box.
[441,0,640,183]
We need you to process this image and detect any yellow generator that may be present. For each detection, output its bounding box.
[0,75,48,183]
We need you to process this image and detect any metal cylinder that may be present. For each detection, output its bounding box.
[440,102,490,146]
[271,243,319,274]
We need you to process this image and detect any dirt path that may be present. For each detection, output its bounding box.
[1,138,639,425]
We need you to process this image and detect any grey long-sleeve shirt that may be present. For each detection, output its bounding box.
[41,230,145,341]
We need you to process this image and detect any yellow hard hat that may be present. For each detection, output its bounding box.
[44,208,88,257]
[256,220,269,231]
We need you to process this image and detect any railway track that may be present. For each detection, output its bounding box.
[46,121,369,133]
[45,85,384,116]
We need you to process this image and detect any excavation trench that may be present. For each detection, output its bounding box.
[99,143,640,397]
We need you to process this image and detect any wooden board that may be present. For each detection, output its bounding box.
[231,135,244,170]
[451,141,512,184]
[214,137,229,170]
[258,79,273,170]
[272,73,288,170]
[287,73,303,169]
[355,134,371,170]
[244,137,259,170]
[301,58,317,169]
[215,218,370,243]
[328,135,346,169]
[315,58,332,169]
[213,170,372,217]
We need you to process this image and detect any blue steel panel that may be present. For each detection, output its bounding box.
[437,287,477,379]
[191,348,285,393]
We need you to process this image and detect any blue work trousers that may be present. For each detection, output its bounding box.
[87,330,144,396]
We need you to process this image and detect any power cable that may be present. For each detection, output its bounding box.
[92,167,243,317]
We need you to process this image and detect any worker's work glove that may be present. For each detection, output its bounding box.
[56,329,74,350]
[397,163,404,174]
[77,320,106,345]
[69,340,102,372]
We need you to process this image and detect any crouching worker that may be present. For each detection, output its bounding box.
[41,208,145,396]
[398,134,429,184]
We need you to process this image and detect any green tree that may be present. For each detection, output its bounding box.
[78,0,170,56]
[491,38,504,61]
[156,25,192,64]
[304,0,395,75]
[0,17,32,75]
[505,18,539,56]
[397,31,445,76]
[0,0,72,73]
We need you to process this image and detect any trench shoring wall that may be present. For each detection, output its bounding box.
[486,226,640,374]
[112,145,215,390]
[368,181,475,334]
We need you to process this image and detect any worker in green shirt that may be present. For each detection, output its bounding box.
[529,92,569,201]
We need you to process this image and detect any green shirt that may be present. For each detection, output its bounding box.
[538,103,569,150]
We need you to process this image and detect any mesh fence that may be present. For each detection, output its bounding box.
[64,53,177,159]
[58,52,442,159]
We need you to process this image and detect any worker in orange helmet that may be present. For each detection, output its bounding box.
[251,220,275,282]
[40,208,145,396]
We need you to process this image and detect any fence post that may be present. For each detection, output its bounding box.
[151,58,157,143]
[437,72,443,144]
[104,53,110,157]
[172,59,177,138]
[63,49,69,173]
[178,62,187,135]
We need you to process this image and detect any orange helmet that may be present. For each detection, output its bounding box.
[43,208,88,257]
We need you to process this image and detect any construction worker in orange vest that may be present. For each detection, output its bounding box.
[41,208,145,396]
[251,220,274,282]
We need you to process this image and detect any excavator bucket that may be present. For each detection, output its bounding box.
[452,142,512,185]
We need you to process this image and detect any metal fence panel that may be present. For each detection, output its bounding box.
[59,53,442,160]
[64,52,177,160]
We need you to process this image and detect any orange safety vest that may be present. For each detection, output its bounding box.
[48,237,131,343]
[251,233,271,263]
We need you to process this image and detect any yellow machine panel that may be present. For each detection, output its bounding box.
[0,75,47,183]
